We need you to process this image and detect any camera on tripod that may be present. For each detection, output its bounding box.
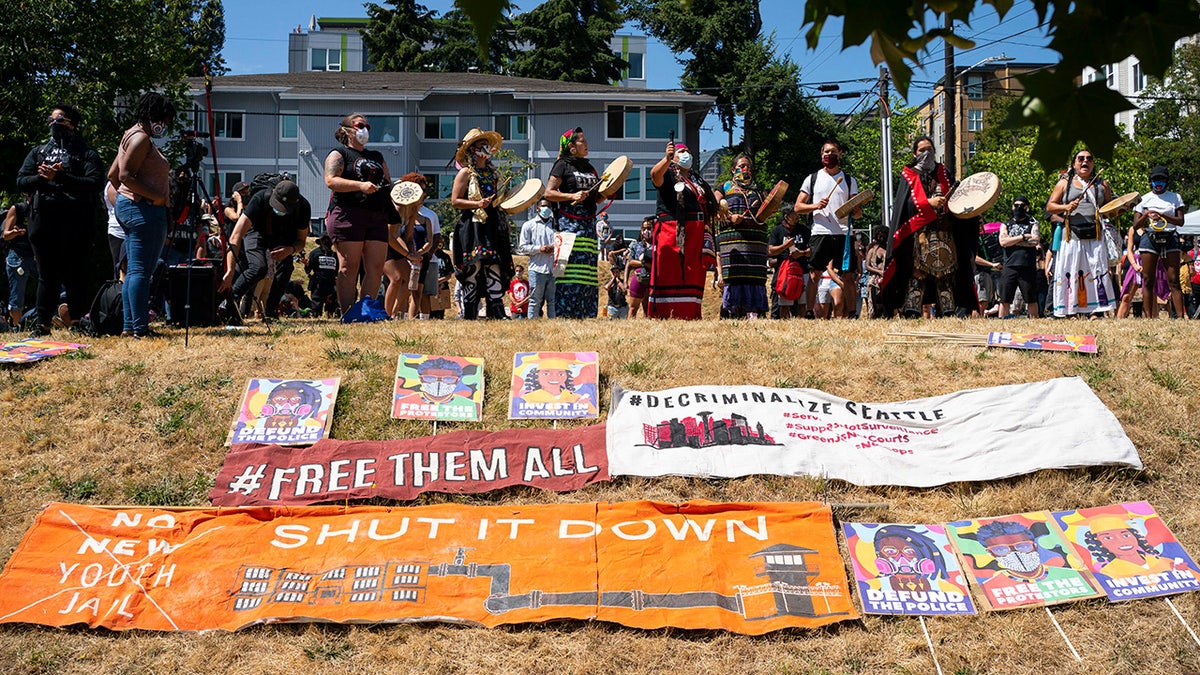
[179,130,210,173]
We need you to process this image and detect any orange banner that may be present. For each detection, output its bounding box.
[0,501,855,634]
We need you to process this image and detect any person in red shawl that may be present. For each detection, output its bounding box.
[881,136,980,317]
[647,139,717,319]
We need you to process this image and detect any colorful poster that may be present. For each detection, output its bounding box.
[212,424,610,506]
[226,378,340,446]
[946,511,1101,611]
[391,354,484,421]
[1052,502,1200,601]
[552,231,575,278]
[842,523,975,616]
[0,339,89,364]
[987,332,1098,354]
[509,352,599,420]
[606,377,1141,487]
[0,501,857,634]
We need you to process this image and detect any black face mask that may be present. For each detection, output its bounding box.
[1012,204,1028,219]
[49,122,71,142]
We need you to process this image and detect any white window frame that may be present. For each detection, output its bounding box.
[280,113,299,141]
[1132,61,1146,93]
[1103,64,1115,89]
[207,111,245,141]
[967,109,984,132]
[965,74,984,100]
[494,114,528,141]
[606,105,680,141]
[625,52,645,81]
[371,115,402,145]
[967,141,978,159]
[420,113,457,141]
[312,48,341,72]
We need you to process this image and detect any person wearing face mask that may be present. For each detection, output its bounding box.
[517,198,557,318]
[1045,148,1116,318]
[16,102,105,337]
[105,93,175,337]
[543,127,602,318]
[1132,166,1186,318]
[624,217,654,318]
[997,196,1041,318]
[219,180,311,322]
[794,140,863,318]
[451,127,514,320]
[324,113,391,316]
[713,153,769,319]
[647,139,718,319]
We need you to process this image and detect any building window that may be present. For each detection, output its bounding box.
[644,107,676,139]
[619,167,642,201]
[425,173,455,200]
[1132,61,1146,93]
[204,171,242,198]
[208,112,244,140]
[968,142,978,159]
[311,48,341,72]
[1103,64,1115,89]
[280,114,298,140]
[495,115,528,141]
[374,116,400,143]
[626,52,645,80]
[967,109,984,132]
[608,106,677,140]
[966,74,984,100]
[422,116,456,140]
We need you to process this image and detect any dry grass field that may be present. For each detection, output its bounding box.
[0,274,1198,674]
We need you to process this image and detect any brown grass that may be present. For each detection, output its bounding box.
[0,270,1198,674]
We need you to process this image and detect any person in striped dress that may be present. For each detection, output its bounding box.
[713,153,769,318]
[543,127,601,318]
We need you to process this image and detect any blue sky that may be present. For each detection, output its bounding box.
[222,0,1059,148]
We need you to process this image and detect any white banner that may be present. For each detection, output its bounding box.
[606,377,1141,487]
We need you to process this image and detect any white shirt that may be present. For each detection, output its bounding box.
[1134,190,1185,231]
[803,170,859,236]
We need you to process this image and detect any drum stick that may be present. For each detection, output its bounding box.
[824,176,843,201]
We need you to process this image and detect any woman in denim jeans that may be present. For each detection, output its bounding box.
[110,92,175,337]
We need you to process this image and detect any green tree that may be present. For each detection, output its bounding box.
[509,0,626,83]
[1135,40,1200,210]
[363,0,437,72]
[427,6,518,74]
[840,101,920,230]
[0,0,225,193]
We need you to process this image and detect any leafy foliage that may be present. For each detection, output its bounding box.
[1135,40,1200,211]
[427,6,518,74]
[510,0,627,83]
[841,101,920,229]
[363,0,437,72]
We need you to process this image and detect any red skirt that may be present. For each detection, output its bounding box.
[648,217,711,320]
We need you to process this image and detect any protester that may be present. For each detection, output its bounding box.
[625,216,654,318]
[544,127,601,318]
[596,210,612,259]
[1132,166,1186,319]
[15,102,105,336]
[997,196,1041,318]
[976,222,1003,315]
[508,264,529,319]
[451,127,514,320]
[863,225,887,319]
[431,235,452,320]
[647,140,717,319]
[604,269,628,319]
[793,140,862,318]
[305,235,338,318]
[324,113,391,315]
[814,260,843,320]
[2,196,37,328]
[103,182,124,278]
[219,180,311,322]
[1045,149,1116,318]
[713,153,769,319]
[517,197,556,318]
[766,205,809,319]
[109,93,175,338]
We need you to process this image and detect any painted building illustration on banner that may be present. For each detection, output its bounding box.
[0,339,89,363]
[509,352,599,420]
[392,354,484,422]
[947,511,1101,611]
[1052,501,1200,602]
[226,378,340,446]
[987,332,1098,353]
[843,523,976,616]
[227,544,850,622]
[641,412,779,449]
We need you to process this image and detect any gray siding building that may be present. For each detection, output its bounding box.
[186,71,713,233]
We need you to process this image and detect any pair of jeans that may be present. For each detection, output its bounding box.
[526,268,556,318]
[231,229,294,318]
[116,195,167,334]
[6,248,36,317]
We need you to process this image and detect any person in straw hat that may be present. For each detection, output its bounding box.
[450,127,514,320]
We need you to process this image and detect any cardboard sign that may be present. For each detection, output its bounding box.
[987,332,1097,353]
[509,352,599,420]
[226,378,340,446]
[0,501,857,634]
[607,377,1141,487]
[843,523,975,616]
[552,232,576,278]
[1052,502,1200,601]
[0,339,89,364]
[946,511,1102,611]
[213,425,610,506]
[392,354,484,422]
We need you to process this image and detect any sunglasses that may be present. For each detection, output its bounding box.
[420,375,459,384]
[986,541,1037,556]
[1075,155,1093,162]
[352,121,371,130]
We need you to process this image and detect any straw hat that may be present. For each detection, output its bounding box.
[455,127,503,165]
[390,180,424,206]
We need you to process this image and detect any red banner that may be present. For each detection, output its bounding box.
[211,425,610,506]
[0,501,856,634]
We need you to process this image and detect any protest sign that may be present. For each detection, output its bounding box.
[392,354,484,422]
[509,352,599,420]
[212,424,610,506]
[0,339,88,364]
[987,333,1097,353]
[843,523,975,616]
[552,232,575,278]
[226,378,340,446]
[606,377,1141,487]
[0,501,856,635]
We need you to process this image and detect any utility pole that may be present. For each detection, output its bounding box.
[879,67,894,229]
[943,14,956,179]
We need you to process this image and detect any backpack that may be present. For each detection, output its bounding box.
[775,258,806,301]
[77,280,124,336]
[248,171,289,198]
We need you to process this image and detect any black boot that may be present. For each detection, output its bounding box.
[486,299,509,320]
[463,300,479,320]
